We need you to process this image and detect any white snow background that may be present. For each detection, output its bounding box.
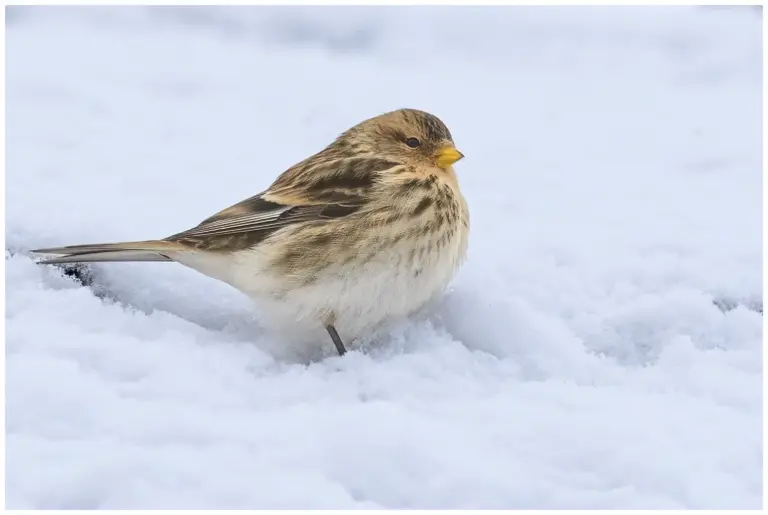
[4,5,763,510]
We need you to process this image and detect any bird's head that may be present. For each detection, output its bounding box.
[333,108,464,171]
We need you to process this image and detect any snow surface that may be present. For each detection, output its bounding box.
[4,5,763,509]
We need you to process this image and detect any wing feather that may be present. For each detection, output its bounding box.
[165,155,403,250]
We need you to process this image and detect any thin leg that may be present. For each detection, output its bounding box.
[325,324,347,356]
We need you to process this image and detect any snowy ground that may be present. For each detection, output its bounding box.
[4,6,763,509]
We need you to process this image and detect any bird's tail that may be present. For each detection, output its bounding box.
[31,240,187,265]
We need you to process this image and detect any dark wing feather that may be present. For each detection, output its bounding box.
[165,156,402,251]
[199,195,287,224]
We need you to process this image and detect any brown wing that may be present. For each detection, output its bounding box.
[165,155,403,251]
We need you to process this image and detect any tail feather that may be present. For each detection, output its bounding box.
[31,240,185,265]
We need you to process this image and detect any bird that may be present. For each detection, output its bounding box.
[31,108,470,357]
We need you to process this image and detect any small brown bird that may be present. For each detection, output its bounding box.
[32,108,470,356]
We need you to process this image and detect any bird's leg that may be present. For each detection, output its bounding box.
[325,324,347,356]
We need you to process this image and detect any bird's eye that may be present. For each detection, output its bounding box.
[405,137,421,148]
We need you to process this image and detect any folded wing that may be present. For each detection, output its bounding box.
[164,156,403,251]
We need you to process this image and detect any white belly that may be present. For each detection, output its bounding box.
[250,234,463,340]
[275,241,462,337]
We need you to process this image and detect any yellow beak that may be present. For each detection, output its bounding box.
[436,146,465,168]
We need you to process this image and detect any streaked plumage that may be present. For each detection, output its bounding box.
[32,108,470,356]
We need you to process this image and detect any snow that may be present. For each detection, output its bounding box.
[4,5,763,509]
